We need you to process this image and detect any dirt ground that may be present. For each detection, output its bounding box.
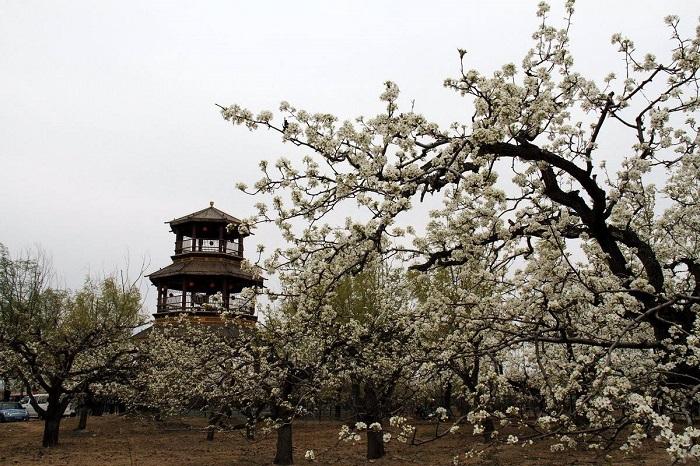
[0,415,683,465]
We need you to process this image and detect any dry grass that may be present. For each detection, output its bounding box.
[0,414,680,465]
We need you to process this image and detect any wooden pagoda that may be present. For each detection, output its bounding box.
[148,202,263,324]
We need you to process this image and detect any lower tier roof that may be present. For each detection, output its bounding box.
[148,257,264,287]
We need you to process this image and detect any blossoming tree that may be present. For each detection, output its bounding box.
[326,262,425,459]
[132,318,270,439]
[135,296,346,465]
[0,245,143,447]
[220,1,700,460]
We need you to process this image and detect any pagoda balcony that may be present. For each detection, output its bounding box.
[175,238,242,256]
[157,293,255,315]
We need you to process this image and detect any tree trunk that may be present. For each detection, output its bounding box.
[363,384,386,460]
[271,377,295,464]
[42,391,66,447]
[367,429,385,460]
[77,407,88,430]
[483,417,496,442]
[443,381,453,416]
[206,413,220,441]
[2,377,10,401]
[273,422,293,465]
[42,413,62,447]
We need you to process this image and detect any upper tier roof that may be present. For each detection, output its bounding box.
[168,202,241,226]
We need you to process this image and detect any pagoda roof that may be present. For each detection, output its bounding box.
[168,202,242,226]
[148,257,264,285]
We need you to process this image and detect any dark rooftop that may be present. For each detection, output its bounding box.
[168,201,242,226]
[148,256,263,285]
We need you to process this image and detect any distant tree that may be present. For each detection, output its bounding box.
[0,245,143,447]
[328,262,423,459]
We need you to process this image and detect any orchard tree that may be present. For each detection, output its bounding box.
[221,1,700,461]
[409,259,511,434]
[132,317,270,441]
[327,262,425,459]
[0,245,143,447]
[136,295,345,465]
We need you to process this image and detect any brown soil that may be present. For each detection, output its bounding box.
[0,415,680,465]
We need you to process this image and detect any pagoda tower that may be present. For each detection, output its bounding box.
[148,202,263,324]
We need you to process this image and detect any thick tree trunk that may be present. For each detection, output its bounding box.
[42,391,66,447]
[271,377,295,464]
[206,426,216,441]
[273,422,293,465]
[42,415,62,447]
[366,429,385,460]
[362,383,387,460]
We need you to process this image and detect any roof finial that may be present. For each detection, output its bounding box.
[210,201,214,207]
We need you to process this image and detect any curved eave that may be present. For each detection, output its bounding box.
[147,262,264,286]
[168,206,242,226]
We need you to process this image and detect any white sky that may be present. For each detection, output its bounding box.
[0,0,696,312]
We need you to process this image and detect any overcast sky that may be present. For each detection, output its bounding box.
[1,0,696,311]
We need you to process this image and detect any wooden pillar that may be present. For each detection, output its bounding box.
[175,232,183,254]
[157,287,163,312]
[182,279,187,310]
[218,225,225,253]
[191,225,197,252]
[223,278,229,310]
[238,236,244,257]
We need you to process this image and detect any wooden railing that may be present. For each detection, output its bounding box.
[175,238,241,255]
[158,294,254,315]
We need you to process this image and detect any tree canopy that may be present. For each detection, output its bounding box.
[219,1,700,461]
[0,245,143,447]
